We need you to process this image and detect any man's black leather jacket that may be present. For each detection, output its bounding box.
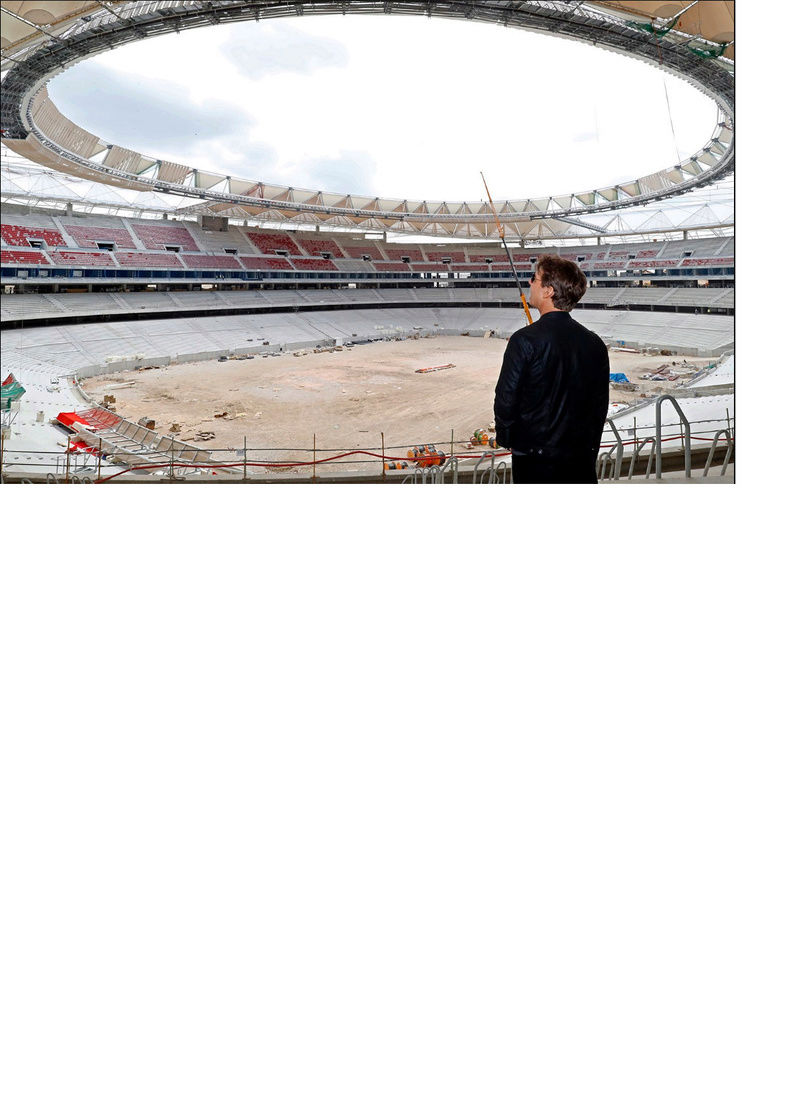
[494,311,610,456]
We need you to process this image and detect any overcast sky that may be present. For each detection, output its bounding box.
[49,13,719,202]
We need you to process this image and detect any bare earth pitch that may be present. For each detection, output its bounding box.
[84,336,711,460]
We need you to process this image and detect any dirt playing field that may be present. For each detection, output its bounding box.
[83,336,711,460]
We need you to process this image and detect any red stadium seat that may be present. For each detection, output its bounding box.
[384,247,424,261]
[182,254,242,269]
[131,223,199,251]
[246,230,302,255]
[290,257,337,270]
[302,238,345,258]
[113,252,185,268]
[47,251,115,267]
[1,224,65,247]
[1,249,50,265]
[238,255,295,269]
[64,224,136,249]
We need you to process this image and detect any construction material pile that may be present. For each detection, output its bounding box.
[384,444,446,473]
[469,428,498,449]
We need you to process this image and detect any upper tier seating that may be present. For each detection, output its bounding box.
[1,250,51,265]
[681,257,732,266]
[47,251,116,267]
[238,255,295,270]
[0,213,732,289]
[132,224,199,251]
[426,251,467,264]
[291,257,337,271]
[113,252,185,268]
[302,238,345,258]
[246,230,303,255]
[65,224,136,249]
[333,259,373,271]
[182,254,243,269]
[342,244,385,260]
[1,224,65,247]
[385,248,424,261]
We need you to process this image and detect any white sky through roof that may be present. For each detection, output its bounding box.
[47,13,720,201]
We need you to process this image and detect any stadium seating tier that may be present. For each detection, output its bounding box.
[246,230,302,255]
[1,224,65,247]
[132,224,200,251]
[302,238,345,258]
[64,224,136,249]
[1,250,51,265]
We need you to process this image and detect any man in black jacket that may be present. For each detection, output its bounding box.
[494,254,609,484]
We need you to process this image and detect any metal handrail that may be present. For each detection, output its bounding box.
[628,437,656,480]
[597,418,628,481]
[597,450,615,481]
[703,428,734,476]
[655,395,692,480]
[473,451,507,483]
[597,419,624,481]
[401,456,455,484]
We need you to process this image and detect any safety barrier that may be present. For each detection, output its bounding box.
[597,420,624,482]
[627,437,656,480]
[703,428,734,477]
[473,452,511,484]
[1,410,733,484]
[596,397,733,481]
[655,395,693,480]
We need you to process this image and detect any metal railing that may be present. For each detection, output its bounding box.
[597,419,624,481]
[473,452,511,484]
[597,397,733,482]
[1,406,733,484]
[627,437,656,480]
[655,395,693,480]
[703,428,734,477]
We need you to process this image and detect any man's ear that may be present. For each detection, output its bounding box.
[542,284,555,301]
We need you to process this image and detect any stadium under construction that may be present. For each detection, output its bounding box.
[1,1,735,483]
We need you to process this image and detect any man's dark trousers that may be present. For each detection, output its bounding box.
[511,450,598,484]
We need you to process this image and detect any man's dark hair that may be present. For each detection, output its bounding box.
[534,254,587,311]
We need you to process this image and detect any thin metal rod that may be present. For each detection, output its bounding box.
[481,171,533,325]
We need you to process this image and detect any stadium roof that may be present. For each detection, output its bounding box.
[0,2,735,54]
[1,1,734,238]
[1,2,734,56]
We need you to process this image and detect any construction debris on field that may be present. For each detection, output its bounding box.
[414,363,455,374]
